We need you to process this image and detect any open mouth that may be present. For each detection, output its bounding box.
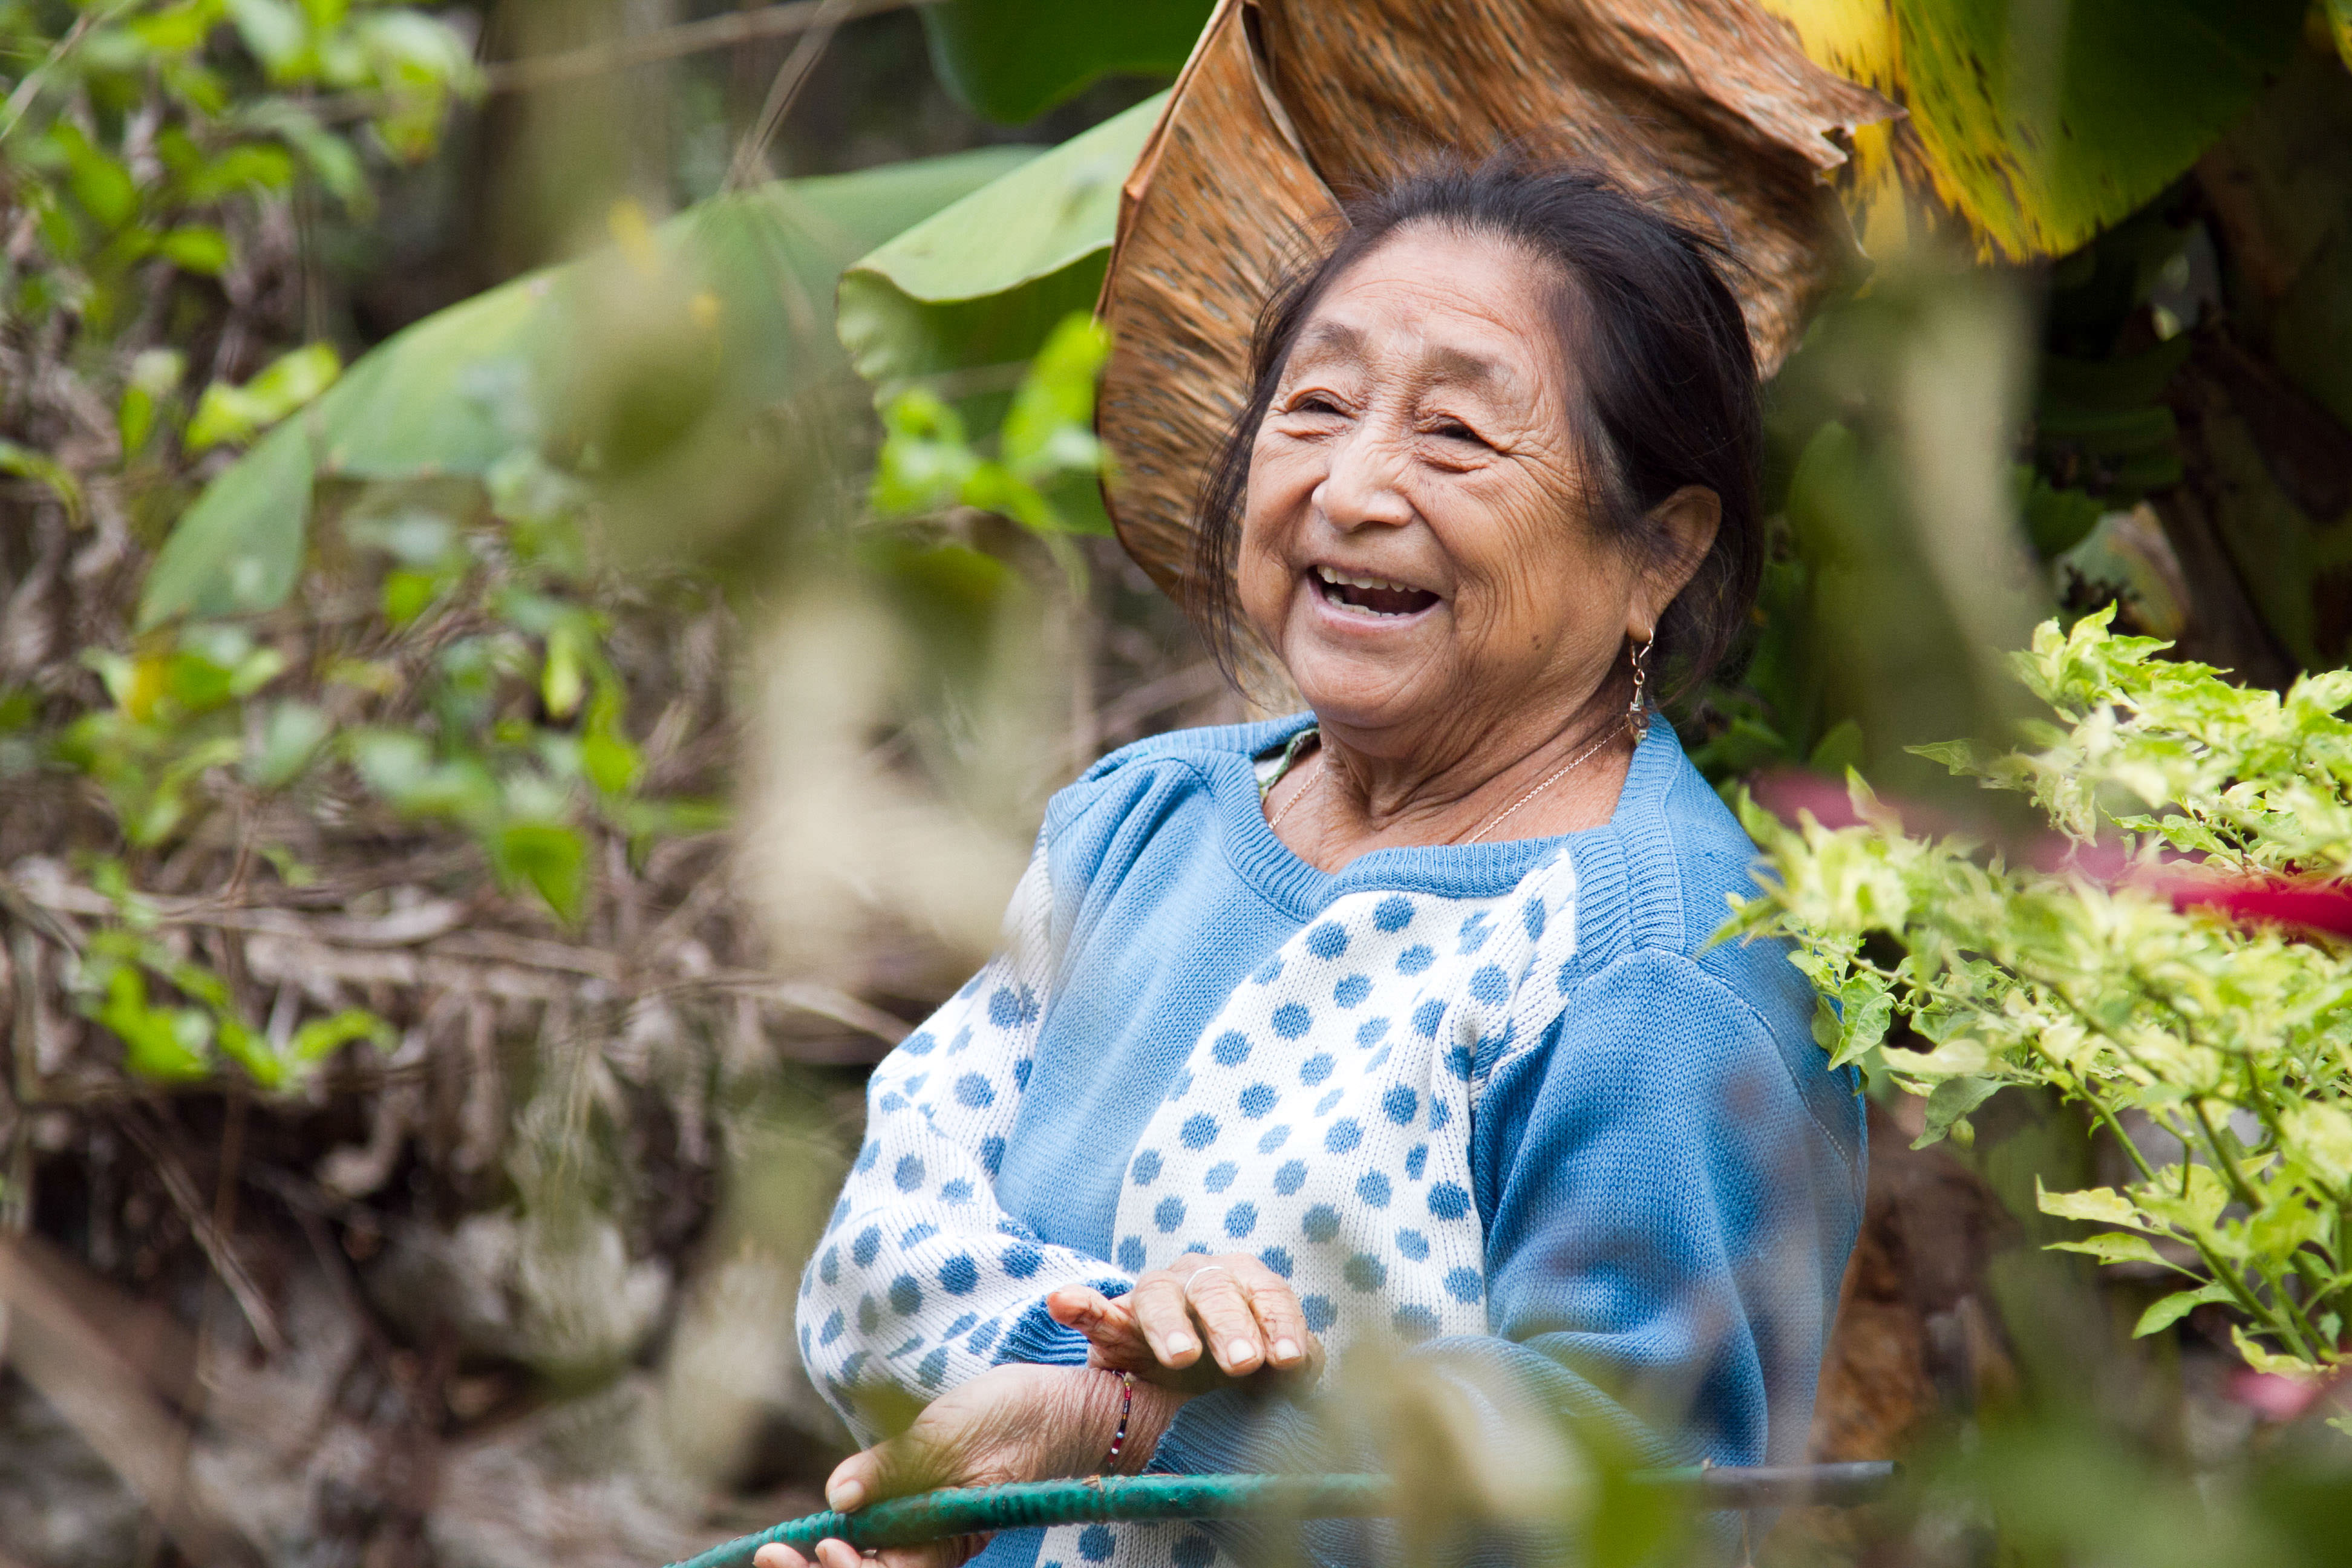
[1312,564,1440,618]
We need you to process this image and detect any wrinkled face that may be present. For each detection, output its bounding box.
[1238,224,1652,757]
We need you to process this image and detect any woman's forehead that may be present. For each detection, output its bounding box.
[1292,229,1562,390]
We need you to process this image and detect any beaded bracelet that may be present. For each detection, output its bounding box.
[1100,1370,1136,1473]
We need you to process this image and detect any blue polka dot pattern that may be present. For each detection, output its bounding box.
[1394,1304,1439,1341]
[804,837,1584,1568]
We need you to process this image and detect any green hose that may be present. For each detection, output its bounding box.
[667,1464,1895,1567]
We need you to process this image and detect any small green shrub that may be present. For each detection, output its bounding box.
[1729,609,2352,1382]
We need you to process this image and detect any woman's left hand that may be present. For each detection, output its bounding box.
[1049,1252,1322,1392]
[750,1363,1180,1568]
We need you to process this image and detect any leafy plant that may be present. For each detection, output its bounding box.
[869,310,1114,539]
[1727,609,2352,1382]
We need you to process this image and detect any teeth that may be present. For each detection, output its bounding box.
[1314,564,1419,594]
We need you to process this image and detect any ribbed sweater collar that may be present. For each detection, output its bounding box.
[1204,713,1685,926]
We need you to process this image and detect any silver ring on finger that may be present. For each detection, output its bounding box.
[1181,1264,1233,1301]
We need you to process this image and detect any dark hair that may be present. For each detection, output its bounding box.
[1189,157,1763,704]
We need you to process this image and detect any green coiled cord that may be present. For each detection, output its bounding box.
[666,1465,1895,1567]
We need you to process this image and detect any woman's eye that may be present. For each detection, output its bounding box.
[1294,394,1342,416]
[1430,420,1486,446]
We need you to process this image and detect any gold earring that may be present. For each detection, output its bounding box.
[1627,636,1653,740]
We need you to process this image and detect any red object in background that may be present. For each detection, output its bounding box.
[2168,878,2352,939]
[1748,768,2352,941]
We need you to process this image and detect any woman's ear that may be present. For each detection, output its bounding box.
[1628,485,1720,639]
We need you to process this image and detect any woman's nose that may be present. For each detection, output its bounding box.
[1313,423,1416,531]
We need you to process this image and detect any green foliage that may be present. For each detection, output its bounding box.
[1,0,476,331]
[183,341,343,452]
[918,0,1205,123]
[1873,0,2304,261]
[41,449,722,1088]
[76,924,390,1090]
[140,148,1040,625]
[1726,610,2352,1378]
[870,312,1114,537]
[836,93,1161,395]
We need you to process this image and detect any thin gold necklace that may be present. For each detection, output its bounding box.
[1267,747,1322,831]
[1266,716,1632,843]
[1457,717,1631,845]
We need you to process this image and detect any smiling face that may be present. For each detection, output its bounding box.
[1237,223,1667,767]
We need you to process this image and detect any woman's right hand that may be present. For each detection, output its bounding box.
[1048,1252,1322,1392]
[751,1363,1181,1568]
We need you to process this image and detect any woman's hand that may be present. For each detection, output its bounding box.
[751,1364,1180,1568]
[1048,1253,1322,1392]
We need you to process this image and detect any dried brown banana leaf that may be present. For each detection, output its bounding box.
[1097,0,1895,596]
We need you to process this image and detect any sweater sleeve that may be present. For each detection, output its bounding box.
[1151,947,1860,1537]
[795,838,1134,1442]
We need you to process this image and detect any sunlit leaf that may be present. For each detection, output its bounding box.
[1756,0,2307,260]
[837,94,1159,394]
[2134,1281,2233,1336]
[185,342,342,452]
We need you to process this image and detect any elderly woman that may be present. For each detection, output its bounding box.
[772,162,1864,1568]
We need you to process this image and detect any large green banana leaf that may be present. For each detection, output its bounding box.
[140,148,1039,629]
[1757,0,2306,261]
[921,0,1206,123]
[836,91,1163,398]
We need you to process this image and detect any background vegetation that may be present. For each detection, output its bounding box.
[1,2,2350,1566]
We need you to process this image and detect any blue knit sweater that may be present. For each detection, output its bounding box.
[797,716,1864,1568]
